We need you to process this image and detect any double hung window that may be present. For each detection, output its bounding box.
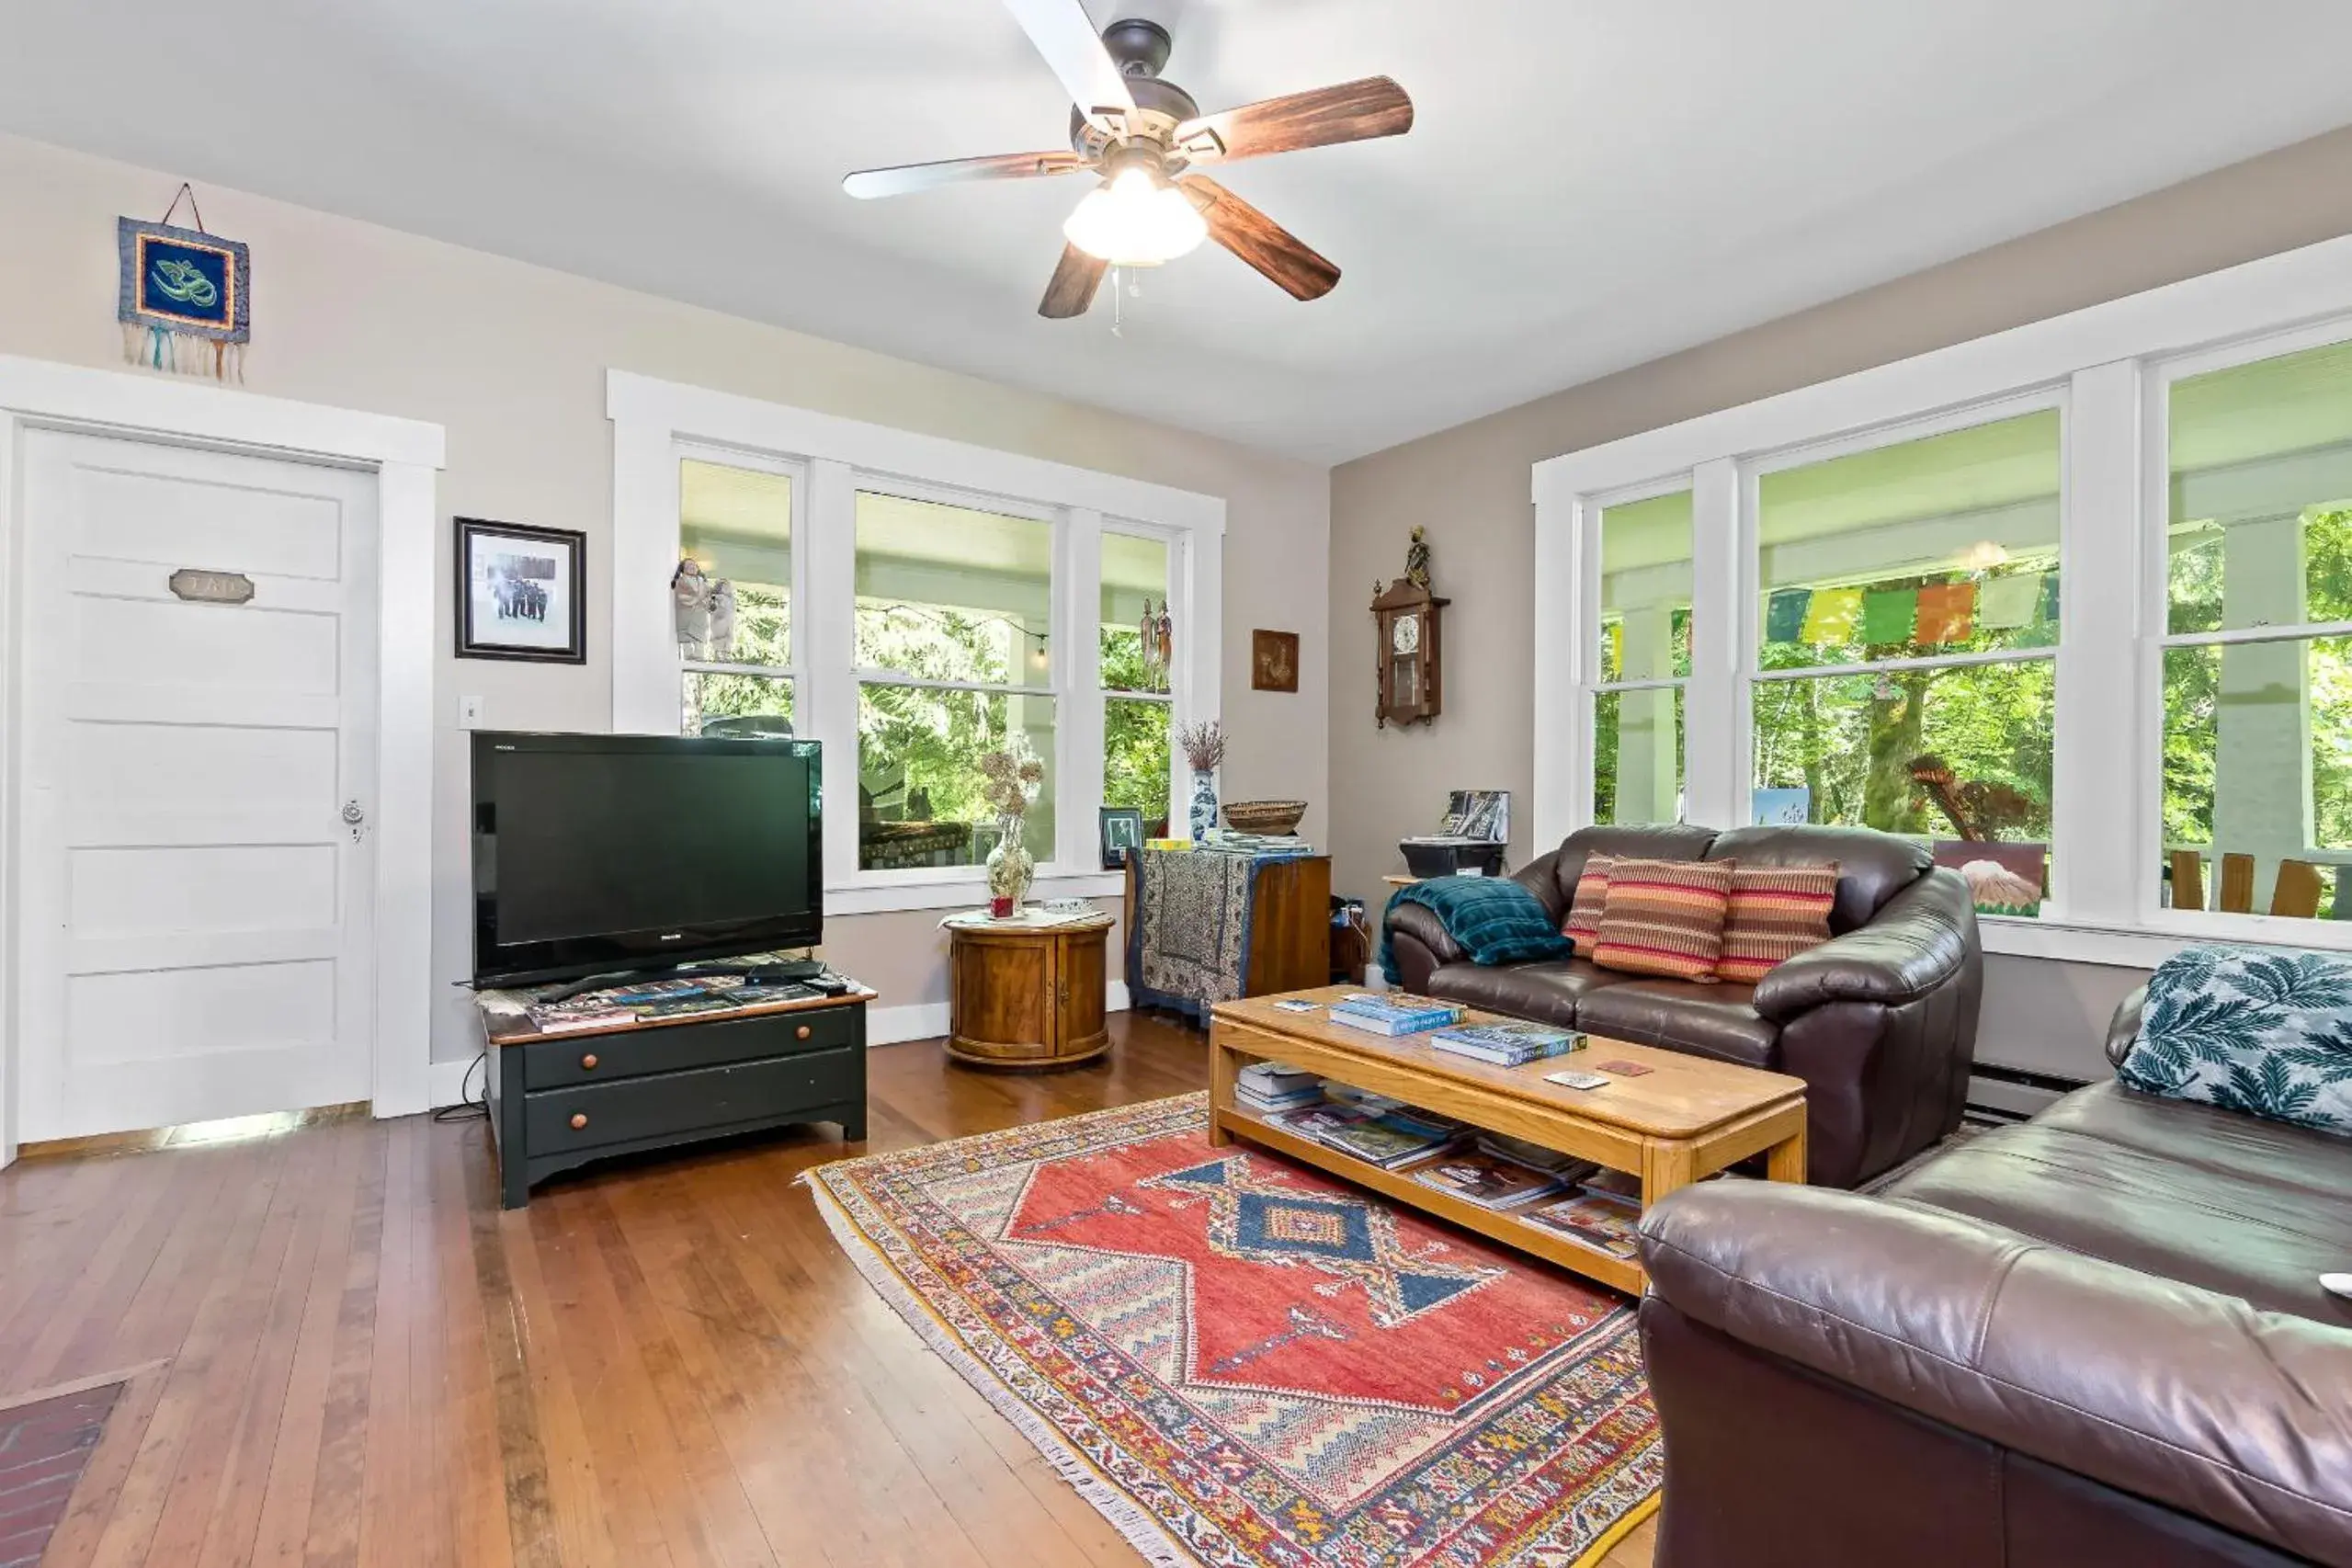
[852,489,1059,871]
[678,456,799,737]
[1749,408,2060,912]
[1591,489,1692,824]
[2158,337,2352,919]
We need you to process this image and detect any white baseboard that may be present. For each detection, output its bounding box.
[870,982,1131,1049]
[428,1054,484,1110]
[869,1002,950,1047]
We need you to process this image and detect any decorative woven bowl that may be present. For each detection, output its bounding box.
[1223,799,1307,835]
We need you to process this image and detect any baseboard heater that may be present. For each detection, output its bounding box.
[1966,1061,2095,1122]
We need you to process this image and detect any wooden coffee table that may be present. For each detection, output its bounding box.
[1208,986,1809,1295]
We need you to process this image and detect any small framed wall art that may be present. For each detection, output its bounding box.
[1251,629,1300,692]
[118,193,251,381]
[457,518,587,664]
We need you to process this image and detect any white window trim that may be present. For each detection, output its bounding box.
[608,370,1222,915]
[1534,228,2352,961]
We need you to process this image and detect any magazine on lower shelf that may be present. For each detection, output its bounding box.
[1521,1188,1642,1258]
[1407,1151,1571,1210]
[1473,1133,1596,1181]
[1272,1103,1464,1169]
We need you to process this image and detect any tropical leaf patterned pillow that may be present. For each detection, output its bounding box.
[2118,945,2352,1136]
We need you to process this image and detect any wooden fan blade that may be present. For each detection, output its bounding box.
[843,151,1086,199]
[1039,244,1109,318]
[1001,0,1137,131]
[1175,75,1412,165]
[1180,176,1340,301]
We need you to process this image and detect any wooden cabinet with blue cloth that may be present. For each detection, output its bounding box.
[1124,847,1331,1019]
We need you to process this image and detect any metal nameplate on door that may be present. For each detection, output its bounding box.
[168,568,256,605]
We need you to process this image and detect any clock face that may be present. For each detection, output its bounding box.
[1391,613,1421,655]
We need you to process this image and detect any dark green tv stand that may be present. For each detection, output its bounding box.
[477,986,871,1209]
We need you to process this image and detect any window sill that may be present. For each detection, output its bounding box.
[1979,911,2352,968]
[824,870,1126,916]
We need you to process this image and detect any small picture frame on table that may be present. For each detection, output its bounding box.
[457,518,586,663]
[1100,807,1145,869]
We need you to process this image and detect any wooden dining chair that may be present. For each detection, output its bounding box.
[2217,853,2257,915]
[2169,850,2206,913]
[2271,858,2327,919]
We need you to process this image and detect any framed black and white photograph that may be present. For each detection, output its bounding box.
[457,517,585,663]
[1099,807,1145,869]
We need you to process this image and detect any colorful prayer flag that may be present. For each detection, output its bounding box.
[1861,587,1917,644]
[1976,573,2041,631]
[1915,582,1976,644]
[1765,588,1810,643]
[1800,586,1862,644]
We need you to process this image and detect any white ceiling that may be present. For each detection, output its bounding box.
[7,1,2352,463]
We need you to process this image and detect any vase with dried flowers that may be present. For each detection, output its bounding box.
[978,738,1047,915]
[1176,719,1227,843]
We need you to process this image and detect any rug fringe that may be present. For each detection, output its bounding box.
[801,1172,1204,1568]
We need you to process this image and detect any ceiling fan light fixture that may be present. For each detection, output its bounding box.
[1062,165,1206,267]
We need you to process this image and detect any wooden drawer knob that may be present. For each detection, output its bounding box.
[796,1025,812,1040]
[580,1053,598,1071]
[569,1113,588,1131]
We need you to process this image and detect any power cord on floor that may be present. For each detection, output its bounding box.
[431,1051,489,1122]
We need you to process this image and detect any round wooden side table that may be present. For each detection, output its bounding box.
[946,914,1113,1070]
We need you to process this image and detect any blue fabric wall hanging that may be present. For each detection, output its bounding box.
[118,186,249,381]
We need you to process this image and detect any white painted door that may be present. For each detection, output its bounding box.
[14,430,378,1141]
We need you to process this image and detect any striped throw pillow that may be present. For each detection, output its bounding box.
[1561,855,1618,957]
[1592,858,1736,983]
[1717,863,1840,983]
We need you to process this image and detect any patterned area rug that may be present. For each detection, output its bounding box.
[807,1095,1659,1568]
[0,1381,121,1568]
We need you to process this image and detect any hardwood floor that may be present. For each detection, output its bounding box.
[0,1013,1658,1568]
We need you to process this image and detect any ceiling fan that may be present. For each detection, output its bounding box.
[841,0,1413,319]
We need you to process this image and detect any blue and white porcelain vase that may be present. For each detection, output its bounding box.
[1189,770,1219,843]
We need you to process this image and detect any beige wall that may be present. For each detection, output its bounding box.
[1328,123,2352,1079]
[0,133,1327,1065]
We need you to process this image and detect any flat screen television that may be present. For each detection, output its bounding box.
[471,732,823,987]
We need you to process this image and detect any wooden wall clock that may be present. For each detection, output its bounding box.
[1371,576,1447,727]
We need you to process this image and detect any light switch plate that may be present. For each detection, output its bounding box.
[458,695,486,729]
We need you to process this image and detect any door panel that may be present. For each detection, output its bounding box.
[72,591,341,692]
[71,463,345,579]
[68,844,338,937]
[15,430,378,1140]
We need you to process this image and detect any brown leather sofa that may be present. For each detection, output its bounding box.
[1638,986,2352,1568]
[1383,824,1982,1188]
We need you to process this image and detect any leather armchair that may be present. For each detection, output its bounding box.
[1381,824,1982,1187]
